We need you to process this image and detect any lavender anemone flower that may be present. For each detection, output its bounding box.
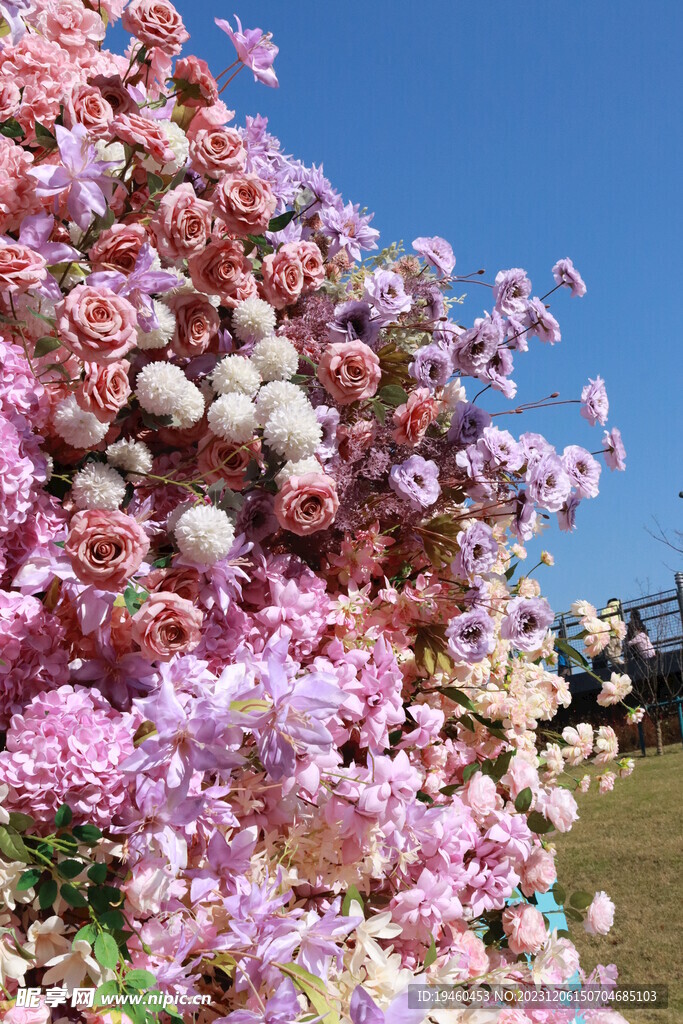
[408,342,453,390]
[580,375,609,426]
[509,489,537,542]
[492,267,532,316]
[501,596,554,652]
[215,15,279,88]
[389,455,441,511]
[524,297,562,344]
[88,243,180,331]
[552,257,587,297]
[562,445,601,499]
[452,312,504,375]
[483,344,517,399]
[350,985,428,1024]
[451,522,498,580]
[412,235,455,277]
[235,490,279,543]
[28,124,117,232]
[602,427,626,471]
[328,300,381,348]
[363,269,412,324]
[527,452,572,513]
[478,426,524,472]
[557,492,581,532]
[445,608,496,663]
[315,404,340,461]
[447,401,492,447]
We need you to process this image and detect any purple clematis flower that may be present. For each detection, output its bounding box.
[3,212,82,302]
[215,15,279,88]
[350,985,428,1024]
[28,123,118,232]
[88,243,180,331]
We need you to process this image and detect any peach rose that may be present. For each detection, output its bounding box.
[168,293,219,357]
[188,238,252,305]
[89,224,147,274]
[297,240,326,291]
[520,847,557,897]
[502,903,547,955]
[197,436,261,489]
[57,285,138,364]
[0,243,47,294]
[142,567,200,603]
[90,74,137,117]
[173,56,219,107]
[260,243,305,309]
[392,387,440,446]
[112,113,174,165]
[214,173,277,237]
[274,473,339,536]
[65,510,150,591]
[121,0,189,55]
[130,591,203,661]
[189,127,246,179]
[76,360,131,422]
[66,85,114,138]
[150,184,213,262]
[35,0,105,52]
[317,340,381,406]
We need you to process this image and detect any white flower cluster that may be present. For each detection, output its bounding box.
[232,297,277,342]
[53,396,109,449]
[175,505,236,564]
[135,362,205,429]
[71,463,126,510]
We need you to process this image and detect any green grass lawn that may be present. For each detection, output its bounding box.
[554,744,683,1024]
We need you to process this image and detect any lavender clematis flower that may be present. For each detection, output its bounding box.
[412,235,455,277]
[328,300,381,348]
[215,15,279,88]
[350,985,428,1024]
[88,243,180,331]
[501,596,554,652]
[28,123,118,232]
[296,899,362,979]
[389,455,441,511]
[223,981,301,1024]
[446,608,496,663]
[0,1,31,45]
[322,201,379,261]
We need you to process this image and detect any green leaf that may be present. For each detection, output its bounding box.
[285,963,340,1024]
[470,712,507,740]
[0,117,25,139]
[341,885,364,917]
[0,824,30,862]
[124,585,145,617]
[555,636,589,669]
[569,890,593,910]
[98,909,125,930]
[38,878,58,909]
[552,883,567,905]
[458,714,475,732]
[33,336,61,358]
[125,969,157,990]
[94,932,120,969]
[87,862,108,884]
[423,934,437,968]
[369,398,386,424]
[563,906,584,923]
[34,120,57,147]
[61,882,88,908]
[488,749,514,781]
[439,783,460,797]
[147,171,164,195]
[94,980,120,1004]
[462,761,480,782]
[74,924,97,945]
[527,811,555,835]
[167,165,186,191]
[72,824,102,845]
[505,561,519,580]
[514,787,533,813]
[55,803,73,827]
[8,812,34,831]
[378,384,408,407]
[134,45,148,64]
[57,858,85,879]
[17,869,41,890]
[268,209,296,233]
[439,686,475,711]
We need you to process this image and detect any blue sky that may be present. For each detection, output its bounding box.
[122,1,682,611]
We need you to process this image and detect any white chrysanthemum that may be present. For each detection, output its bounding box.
[211,355,261,397]
[71,463,126,510]
[255,380,309,425]
[95,139,126,172]
[276,457,322,486]
[142,120,189,175]
[173,381,205,428]
[263,403,322,461]
[136,301,176,350]
[166,274,220,307]
[135,362,189,416]
[250,335,299,382]
[107,439,153,476]
[232,297,277,342]
[53,396,109,448]
[207,393,258,443]
[175,505,236,565]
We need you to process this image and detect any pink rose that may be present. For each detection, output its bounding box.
[188,238,252,306]
[274,473,339,536]
[130,591,203,661]
[150,183,213,261]
[168,293,219,357]
[66,85,115,139]
[57,285,138,364]
[214,173,277,236]
[260,243,305,309]
[186,100,235,140]
[197,437,261,489]
[111,113,174,165]
[502,755,540,802]
[76,360,132,422]
[520,846,557,897]
[296,240,326,291]
[189,127,246,179]
[392,387,440,446]
[173,56,219,107]
[541,788,579,833]
[584,891,615,935]
[0,137,40,233]
[502,903,547,955]
[121,0,189,56]
[89,223,147,274]
[90,74,138,117]
[0,243,46,294]
[3,1004,51,1024]
[496,1012,533,1024]
[318,340,381,406]
[65,510,150,591]
[463,772,498,821]
[35,0,105,52]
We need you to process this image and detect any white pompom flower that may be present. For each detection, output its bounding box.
[250,335,299,381]
[255,380,309,425]
[232,297,277,342]
[53,396,110,449]
[136,302,176,351]
[71,463,126,510]
[276,456,322,486]
[106,439,153,476]
[211,355,261,398]
[173,382,206,429]
[263,402,322,461]
[135,362,189,416]
[142,120,189,175]
[175,505,236,565]
[207,393,258,443]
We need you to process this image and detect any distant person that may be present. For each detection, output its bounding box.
[626,609,656,677]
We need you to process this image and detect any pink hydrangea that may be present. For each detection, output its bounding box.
[0,137,40,233]
[0,591,70,728]
[0,685,135,826]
